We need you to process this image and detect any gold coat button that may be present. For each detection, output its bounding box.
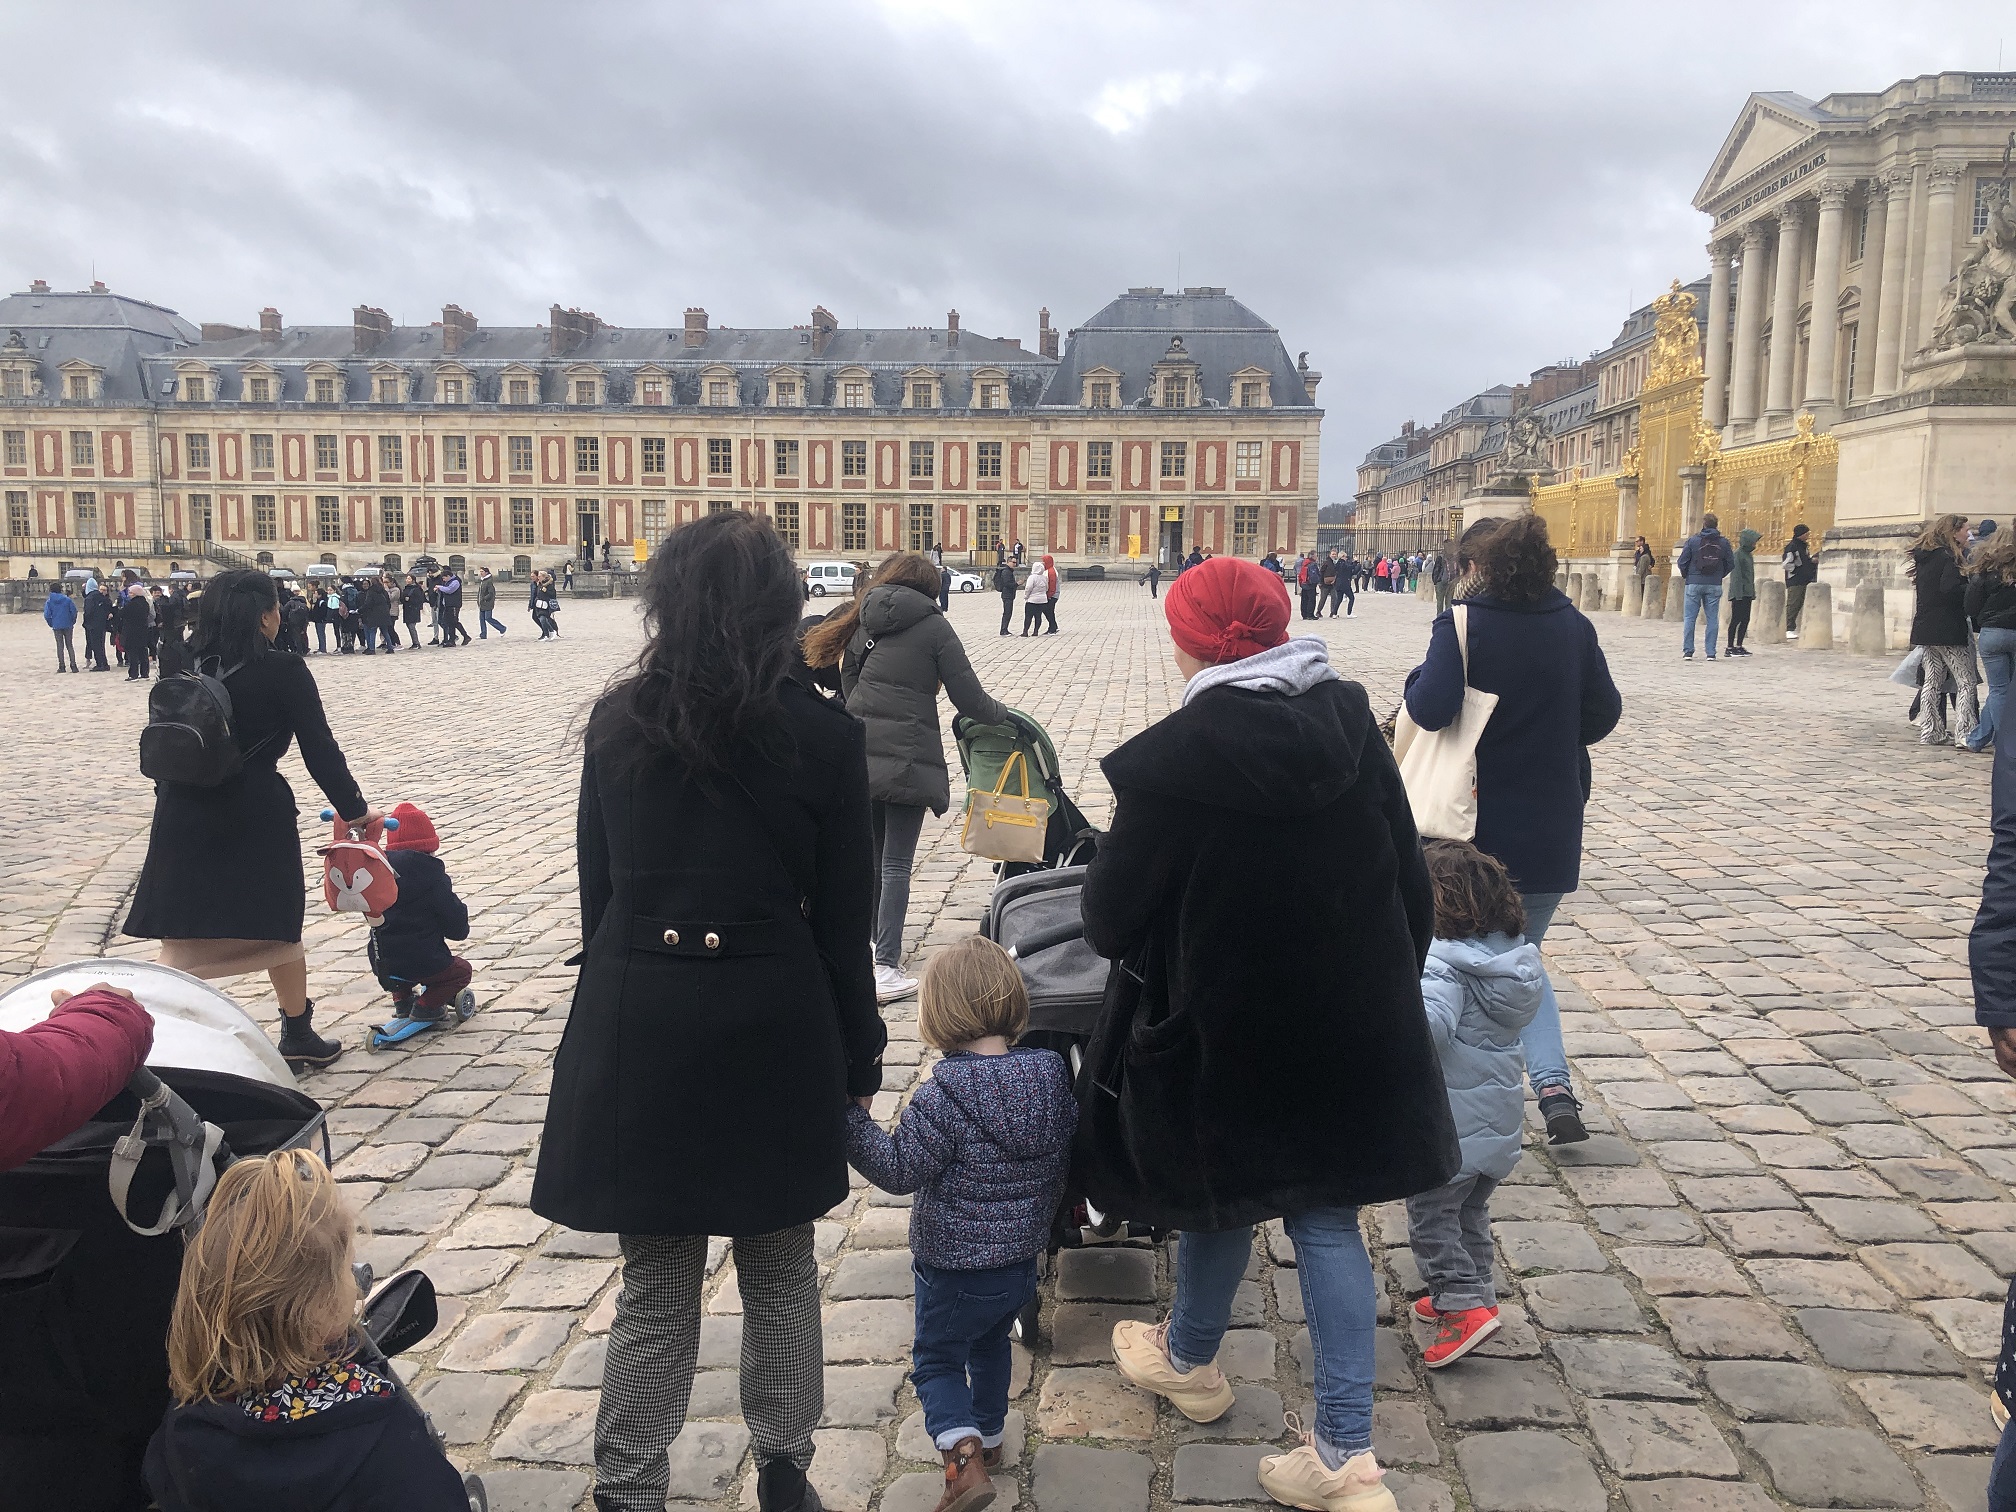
[704,932,722,951]
[663,929,680,946]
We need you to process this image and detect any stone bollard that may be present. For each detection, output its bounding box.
[1582,575,1603,612]
[1797,582,1834,650]
[1665,575,1687,622]
[1641,577,1666,619]
[1622,574,1643,617]
[1849,582,1887,654]
[1567,573,1584,607]
[1756,579,1786,641]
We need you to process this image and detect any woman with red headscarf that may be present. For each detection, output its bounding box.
[1080,555,1455,1512]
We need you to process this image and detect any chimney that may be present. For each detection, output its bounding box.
[259,307,283,343]
[91,280,108,294]
[947,309,960,349]
[352,305,392,355]
[28,279,49,294]
[811,305,837,358]
[1038,308,1058,359]
[441,304,478,355]
[684,307,709,348]
[548,305,603,357]
[1298,351,1322,400]
[1400,420,1414,437]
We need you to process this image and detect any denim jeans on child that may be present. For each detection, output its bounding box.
[911,1258,1037,1449]
[1516,891,1570,1095]
[1682,583,1723,657]
[1167,1209,1375,1457]
[1406,1173,1500,1312]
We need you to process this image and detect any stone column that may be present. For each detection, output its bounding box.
[1854,183,1887,401]
[1916,162,1965,353]
[1703,242,1734,428]
[1872,170,1915,395]
[1729,222,1770,431]
[1764,201,1807,421]
[1678,464,1707,541]
[1802,182,1852,414]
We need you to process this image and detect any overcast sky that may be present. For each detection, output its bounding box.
[3,1,2011,480]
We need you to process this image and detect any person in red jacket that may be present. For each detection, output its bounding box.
[0,982,154,1171]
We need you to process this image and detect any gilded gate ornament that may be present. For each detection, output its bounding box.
[1645,280,1704,389]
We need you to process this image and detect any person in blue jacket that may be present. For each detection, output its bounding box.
[365,801,473,1027]
[43,584,79,672]
[1403,513,1621,1146]
[1674,512,1737,661]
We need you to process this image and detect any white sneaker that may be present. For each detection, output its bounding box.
[874,963,918,1004]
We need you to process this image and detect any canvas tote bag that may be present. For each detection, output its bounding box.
[1391,603,1498,841]
[960,750,1050,864]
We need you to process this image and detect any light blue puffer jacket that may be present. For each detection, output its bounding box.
[1421,933,1545,1179]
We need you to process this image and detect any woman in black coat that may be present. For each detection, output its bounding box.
[400,574,426,648]
[803,552,1006,1004]
[1082,556,1455,1509]
[124,569,378,1069]
[1911,513,1978,746]
[359,576,396,655]
[533,512,882,1512]
[1403,515,1621,1144]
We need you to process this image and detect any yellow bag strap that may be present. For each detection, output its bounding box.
[992,749,1032,801]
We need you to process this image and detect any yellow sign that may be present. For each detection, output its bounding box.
[1161,506,1183,522]
[1127,535,1141,558]
[633,536,649,563]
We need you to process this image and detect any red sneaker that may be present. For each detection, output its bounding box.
[1422,1306,1500,1368]
[1410,1296,1440,1323]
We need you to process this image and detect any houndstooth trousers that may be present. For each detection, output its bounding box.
[594,1226,822,1511]
[1918,643,1980,743]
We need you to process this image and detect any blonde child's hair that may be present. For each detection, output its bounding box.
[918,936,1029,1051]
[165,1148,359,1403]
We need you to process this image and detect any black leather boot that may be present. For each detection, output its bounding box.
[277,1000,343,1069]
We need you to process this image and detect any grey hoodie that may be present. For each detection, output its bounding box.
[1421,933,1544,1179]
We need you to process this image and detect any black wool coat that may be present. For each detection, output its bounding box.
[533,682,888,1236]
[126,650,367,943]
[1911,547,1970,646]
[1077,677,1459,1231]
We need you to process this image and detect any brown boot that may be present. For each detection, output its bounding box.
[934,1437,996,1512]
[981,1445,1003,1472]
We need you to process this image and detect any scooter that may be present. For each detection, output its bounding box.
[367,983,479,1050]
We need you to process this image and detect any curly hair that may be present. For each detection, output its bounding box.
[1972,530,2016,581]
[801,552,943,669]
[1423,838,1526,940]
[1466,513,1558,605]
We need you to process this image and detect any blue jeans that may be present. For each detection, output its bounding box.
[1682,583,1722,657]
[1970,627,2016,749]
[1518,891,1571,1095]
[1168,1210,1375,1456]
[480,608,508,637]
[911,1259,1036,1449]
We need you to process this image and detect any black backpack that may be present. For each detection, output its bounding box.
[1693,534,1729,577]
[139,657,252,786]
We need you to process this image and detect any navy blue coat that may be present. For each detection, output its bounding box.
[1403,591,1622,896]
[1970,725,2016,1028]
[370,851,470,980]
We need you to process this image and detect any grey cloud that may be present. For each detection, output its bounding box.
[0,0,2008,473]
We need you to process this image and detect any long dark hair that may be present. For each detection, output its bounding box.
[1468,513,1558,605]
[801,552,941,670]
[592,511,801,775]
[191,569,279,666]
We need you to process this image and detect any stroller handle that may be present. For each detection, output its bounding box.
[1008,920,1085,961]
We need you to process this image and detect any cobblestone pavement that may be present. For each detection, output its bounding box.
[2,579,2007,1512]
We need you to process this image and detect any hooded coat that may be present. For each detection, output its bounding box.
[1077,673,1459,1230]
[1911,546,1969,647]
[1676,524,1735,586]
[1729,528,1760,599]
[840,584,1006,814]
[1420,935,1544,1179]
[43,589,77,630]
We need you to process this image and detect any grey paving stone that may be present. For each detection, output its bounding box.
[354,1233,425,1276]
[1048,1303,1155,1366]
[479,1469,592,1512]
[1270,1271,1305,1323]
[1372,1400,1439,1466]
[1602,1082,1696,1110]
[1849,1376,2000,1452]
[1619,1481,1777,1512]
[551,1337,606,1388]
[1700,1361,1853,1424]
[1673,1176,1798,1211]
[1226,1279,1266,1327]
[1029,1444,1152,1512]
[1917,1452,1993,1512]
[1859,1241,2006,1300]
[1055,1246,1158,1302]
[1656,1298,1801,1360]
[405,1152,511,1189]
[442,1206,552,1250]
[1785,1165,1899,1199]
[700,1314,743,1367]
[1174,1384,1284,1442]
[822,1299,916,1362]
[1547,1133,1639,1166]
[1794,1308,1964,1375]
[689,1369,742,1418]
[1492,1221,1608,1274]
[1171,1444,1268,1503]
[1648,1141,1758,1176]
[1788,1088,1901,1124]
[1838,1122,1943,1159]
[1744,1257,1897,1310]
[1036,1367,1155,1441]
[1471,1302,1541,1360]
[1490,1186,1576,1221]
[1703,1210,1845,1257]
[1452,1431,1607,1512]
[1872,1157,2005,1202]
[1915,1297,2006,1359]
[1584,1400,1738,1479]
[437,1311,573,1371]
[377,1115,462,1146]
[1558,1167,1675,1207]
[1215,1328,1276,1381]
[666,1421,751,1501]
[426,1248,521,1296]
[1613,1109,1721,1142]
[413,1372,523,1443]
[1806,1197,1943,1241]
[1523,1273,1648,1333]
[1387,1470,1457,1512]
[1614,1246,1746,1296]
[822,1365,908,1426]
[811,1428,887,1512]
[1427,1358,1576,1429]
[1738,1423,1923,1508]
[1546,1338,1697,1400]
[880,1473,1020,1512]
[359,1186,477,1233]
[492,1388,598,1464]
[827,1250,916,1299]
[1589,1206,1702,1243]
[502,1258,615,1310]
[542,1227,624,1258]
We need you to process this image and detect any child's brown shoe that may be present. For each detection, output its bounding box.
[934,1437,996,1512]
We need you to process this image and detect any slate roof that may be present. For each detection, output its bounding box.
[1038,288,1317,409]
[0,288,202,407]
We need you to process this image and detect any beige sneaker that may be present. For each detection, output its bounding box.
[1111,1319,1235,1422]
[1257,1437,1396,1512]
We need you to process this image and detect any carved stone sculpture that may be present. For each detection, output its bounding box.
[1929,140,2016,350]
[1501,403,1551,473]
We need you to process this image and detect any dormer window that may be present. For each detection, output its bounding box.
[978,382,1001,409]
[776,380,796,404]
[184,375,208,402]
[767,367,806,407]
[836,367,872,409]
[510,379,531,404]
[69,374,91,399]
[1090,382,1113,407]
[60,360,104,401]
[375,372,405,404]
[903,369,941,409]
[912,381,934,408]
[246,376,271,402]
[701,365,739,407]
[2,369,24,399]
[307,364,342,404]
[1081,366,1122,409]
[635,369,669,406]
[969,369,1008,410]
[844,382,866,407]
[565,365,603,405]
[1161,375,1189,407]
[440,376,465,404]
[1151,338,1199,409]
[1230,366,1272,408]
[502,365,539,405]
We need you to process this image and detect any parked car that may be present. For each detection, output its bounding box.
[804,561,859,597]
[949,570,981,593]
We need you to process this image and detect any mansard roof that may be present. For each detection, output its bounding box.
[1039,287,1316,409]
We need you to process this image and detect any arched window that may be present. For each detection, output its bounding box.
[319,551,337,565]
[513,554,532,576]
[383,553,402,572]
[448,554,466,572]
[255,550,274,565]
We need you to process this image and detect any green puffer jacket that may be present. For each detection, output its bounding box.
[1729,528,1760,599]
[841,585,1007,813]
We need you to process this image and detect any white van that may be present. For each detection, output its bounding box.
[804,561,859,598]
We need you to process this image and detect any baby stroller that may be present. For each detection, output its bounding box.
[952,708,1100,877]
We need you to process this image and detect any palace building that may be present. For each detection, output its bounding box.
[0,284,1321,578]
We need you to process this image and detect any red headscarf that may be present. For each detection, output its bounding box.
[1164,555,1290,664]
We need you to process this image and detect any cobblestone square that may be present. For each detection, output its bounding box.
[2,579,2003,1512]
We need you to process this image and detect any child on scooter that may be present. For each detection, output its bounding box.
[366,802,474,1043]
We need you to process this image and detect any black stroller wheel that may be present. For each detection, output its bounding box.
[1011,1292,1042,1346]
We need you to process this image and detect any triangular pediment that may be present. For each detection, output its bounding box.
[1695,95,1823,209]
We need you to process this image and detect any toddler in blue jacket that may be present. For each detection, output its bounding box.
[1407,838,1544,1370]
[846,935,1076,1512]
